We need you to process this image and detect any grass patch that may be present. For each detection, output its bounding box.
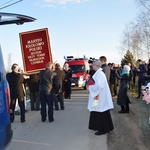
[128,79,138,98]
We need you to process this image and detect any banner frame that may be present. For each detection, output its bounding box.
[19,28,53,73]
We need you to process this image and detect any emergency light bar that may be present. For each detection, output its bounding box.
[64,55,88,61]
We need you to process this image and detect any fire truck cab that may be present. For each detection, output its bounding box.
[64,56,90,89]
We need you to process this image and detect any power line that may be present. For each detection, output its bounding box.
[0,0,23,10]
[0,0,15,7]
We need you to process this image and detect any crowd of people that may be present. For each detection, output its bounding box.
[6,56,150,136]
[6,62,72,123]
[87,56,150,135]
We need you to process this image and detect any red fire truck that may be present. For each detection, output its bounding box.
[64,56,90,89]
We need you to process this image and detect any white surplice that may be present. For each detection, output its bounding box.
[88,68,114,112]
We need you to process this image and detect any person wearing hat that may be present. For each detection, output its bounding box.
[54,63,65,110]
[6,63,26,123]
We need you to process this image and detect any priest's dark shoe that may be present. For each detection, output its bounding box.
[95,131,106,135]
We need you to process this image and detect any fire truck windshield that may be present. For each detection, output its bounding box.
[69,65,85,73]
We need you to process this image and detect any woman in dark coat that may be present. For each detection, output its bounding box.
[117,65,131,114]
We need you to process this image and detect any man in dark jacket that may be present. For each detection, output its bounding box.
[132,64,137,88]
[63,63,72,99]
[39,62,59,122]
[128,63,133,89]
[113,64,121,96]
[109,63,116,97]
[136,59,147,98]
[54,63,65,110]
[26,74,40,111]
[100,56,110,83]
[6,63,26,123]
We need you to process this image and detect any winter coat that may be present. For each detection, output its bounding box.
[109,69,116,84]
[137,64,147,79]
[63,69,72,85]
[101,64,110,82]
[6,71,25,99]
[27,74,40,92]
[117,74,130,105]
[54,68,65,91]
[39,69,59,94]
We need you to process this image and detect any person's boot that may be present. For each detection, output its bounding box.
[10,113,14,123]
[136,95,140,99]
[118,110,126,113]
[125,104,129,113]
[125,110,129,113]
[55,107,59,111]
[61,106,65,110]
[118,106,126,114]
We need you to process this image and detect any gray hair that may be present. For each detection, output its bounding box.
[92,60,102,68]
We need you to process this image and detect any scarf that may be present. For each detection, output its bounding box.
[120,72,129,77]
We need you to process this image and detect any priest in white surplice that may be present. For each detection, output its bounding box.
[87,60,114,135]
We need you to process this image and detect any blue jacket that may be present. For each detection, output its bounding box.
[138,64,147,79]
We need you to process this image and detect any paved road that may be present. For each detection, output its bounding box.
[6,90,108,150]
[6,89,149,150]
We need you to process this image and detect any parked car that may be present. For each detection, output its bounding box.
[0,45,13,150]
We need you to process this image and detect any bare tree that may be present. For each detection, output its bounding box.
[119,25,132,54]
[119,23,143,62]
[120,1,150,61]
[131,28,142,60]
[136,12,150,59]
[136,0,150,12]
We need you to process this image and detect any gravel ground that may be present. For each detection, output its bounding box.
[108,96,149,150]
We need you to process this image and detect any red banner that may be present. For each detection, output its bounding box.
[19,28,53,73]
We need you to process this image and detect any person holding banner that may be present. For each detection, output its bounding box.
[6,63,26,123]
[87,60,114,135]
[39,62,59,122]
